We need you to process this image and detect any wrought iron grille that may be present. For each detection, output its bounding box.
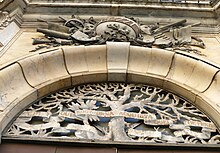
[4,83,220,145]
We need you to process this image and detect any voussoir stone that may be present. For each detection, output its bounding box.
[184,60,218,92]
[63,45,88,74]
[107,42,130,82]
[147,48,174,76]
[198,67,220,126]
[63,45,108,85]
[0,63,35,111]
[18,49,71,97]
[128,46,151,74]
[0,63,37,134]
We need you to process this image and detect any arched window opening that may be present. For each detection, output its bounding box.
[3,83,220,145]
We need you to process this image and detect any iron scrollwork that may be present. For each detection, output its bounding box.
[4,83,220,144]
[31,16,205,55]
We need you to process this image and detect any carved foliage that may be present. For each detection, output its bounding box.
[4,83,220,144]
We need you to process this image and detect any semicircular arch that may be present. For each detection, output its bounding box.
[0,42,220,138]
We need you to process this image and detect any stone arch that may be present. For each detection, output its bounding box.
[0,42,220,139]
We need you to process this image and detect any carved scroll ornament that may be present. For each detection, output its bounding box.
[4,83,220,145]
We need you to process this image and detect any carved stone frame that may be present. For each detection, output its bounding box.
[0,43,220,146]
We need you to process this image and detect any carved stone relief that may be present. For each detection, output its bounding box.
[0,11,11,29]
[31,16,205,55]
[4,83,220,145]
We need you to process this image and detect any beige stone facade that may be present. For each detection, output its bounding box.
[0,0,220,148]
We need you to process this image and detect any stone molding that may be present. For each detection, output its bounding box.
[0,0,25,55]
[0,44,220,140]
[0,0,219,34]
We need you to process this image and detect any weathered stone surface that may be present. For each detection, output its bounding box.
[63,46,88,74]
[63,45,108,85]
[0,63,37,134]
[196,71,220,128]
[0,44,220,142]
[195,96,220,130]
[167,54,197,84]
[128,46,151,73]
[107,42,130,82]
[82,73,108,84]
[184,60,218,92]
[163,79,198,103]
[0,63,35,111]
[85,45,107,73]
[128,47,174,88]
[0,22,19,47]
[84,45,108,84]
[0,31,44,65]
[0,90,37,133]
[0,0,220,146]
[200,36,220,64]
[127,72,165,88]
[18,49,71,97]
[164,53,218,102]
[147,48,174,76]
[164,54,198,102]
[201,71,220,106]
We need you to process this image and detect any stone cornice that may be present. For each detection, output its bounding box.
[0,0,219,33]
[28,2,213,11]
